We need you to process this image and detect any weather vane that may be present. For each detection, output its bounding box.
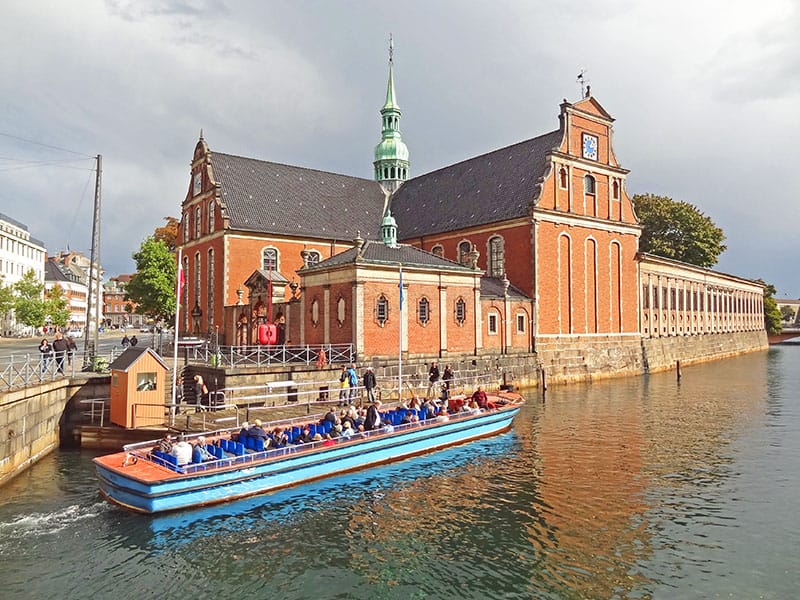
[389,33,394,65]
[577,68,589,98]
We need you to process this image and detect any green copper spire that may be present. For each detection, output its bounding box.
[374,34,409,194]
[381,209,398,248]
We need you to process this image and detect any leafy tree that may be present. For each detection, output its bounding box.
[633,193,727,267]
[125,237,177,322]
[44,284,70,328]
[13,269,46,328]
[780,305,796,323]
[154,216,179,253]
[0,277,14,318]
[759,281,782,335]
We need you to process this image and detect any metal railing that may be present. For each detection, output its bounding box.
[79,397,110,427]
[0,353,81,390]
[178,343,354,368]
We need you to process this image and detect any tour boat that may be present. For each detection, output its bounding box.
[94,391,524,514]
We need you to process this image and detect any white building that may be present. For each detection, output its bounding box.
[0,213,46,336]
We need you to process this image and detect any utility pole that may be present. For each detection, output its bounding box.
[83,154,102,368]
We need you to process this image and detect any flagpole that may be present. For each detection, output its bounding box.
[398,263,403,402]
[170,248,183,416]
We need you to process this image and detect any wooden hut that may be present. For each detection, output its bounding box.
[108,347,169,428]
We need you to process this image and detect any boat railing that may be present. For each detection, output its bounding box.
[124,401,520,474]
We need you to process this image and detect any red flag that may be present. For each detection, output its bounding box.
[177,260,185,303]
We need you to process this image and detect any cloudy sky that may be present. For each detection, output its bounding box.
[2,0,798,295]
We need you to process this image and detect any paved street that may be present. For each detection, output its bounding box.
[0,329,171,362]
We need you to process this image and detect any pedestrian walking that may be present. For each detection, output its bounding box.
[38,338,52,374]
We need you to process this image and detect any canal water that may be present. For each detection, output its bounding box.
[1,347,798,599]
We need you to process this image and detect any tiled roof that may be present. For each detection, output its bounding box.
[108,346,168,372]
[211,152,387,240]
[480,277,530,300]
[391,129,563,238]
[302,240,476,273]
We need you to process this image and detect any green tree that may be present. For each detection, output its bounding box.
[13,269,46,328]
[759,281,782,335]
[0,276,14,318]
[125,237,177,323]
[44,284,70,328]
[633,193,727,267]
[780,305,796,322]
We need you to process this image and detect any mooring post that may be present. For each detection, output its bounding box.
[541,368,547,394]
[676,360,682,381]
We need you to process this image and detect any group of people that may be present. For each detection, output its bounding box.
[154,433,214,466]
[38,331,78,374]
[121,334,139,348]
[337,364,377,405]
[427,362,455,399]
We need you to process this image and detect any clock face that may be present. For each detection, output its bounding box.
[193,173,202,196]
[582,134,598,160]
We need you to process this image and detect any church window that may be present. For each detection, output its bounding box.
[559,167,568,189]
[307,250,321,266]
[612,180,620,200]
[418,297,430,325]
[311,299,319,327]
[337,297,346,326]
[208,200,215,232]
[487,312,498,335]
[195,206,201,238]
[207,249,214,325]
[376,295,389,326]
[584,175,596,195]
[488,236,505,278]
[194,252,201,307]
[262,248,278,271]
[455,298,467,325]
[431,245,444,258]
[182,212,188,243]
[516,313,526,334]
[458,241,472,266]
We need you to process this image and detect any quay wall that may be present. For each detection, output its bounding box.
[0,375,109,486]
[642,330,768,373]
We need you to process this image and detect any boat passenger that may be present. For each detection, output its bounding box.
[156,434,175,454]
[381,423,394,434]
[340,423,355,439]
[238,421,250,440]
[321,434,335,447]
[408,396,422,410]
[323,409,338,426]
[436,410,450,423]
[354,408,367,429]
[364,400,382,431]
[471,386,489,410]
[331,423,342,438]
[272,427,289,447]
[296,426,314,444]
[192,436,215,462]
[248,419,269,441]
[171,435,193,466]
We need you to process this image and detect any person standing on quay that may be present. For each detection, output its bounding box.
[51,331,69,375]
[38,338,52,374]
[362,366,377,404]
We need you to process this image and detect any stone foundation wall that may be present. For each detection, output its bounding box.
[642,330,768,373]
[535,335,645,385]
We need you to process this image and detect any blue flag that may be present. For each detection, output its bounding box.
[399,265,404,311]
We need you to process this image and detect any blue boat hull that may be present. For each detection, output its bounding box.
[95,406,520,514]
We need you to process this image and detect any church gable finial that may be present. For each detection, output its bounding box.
[389,33,393,65]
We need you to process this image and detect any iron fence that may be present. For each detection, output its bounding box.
[178,343,354,368]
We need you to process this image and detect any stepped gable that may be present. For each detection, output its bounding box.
[210,152,387,240]
[391,129,563,238]
[302,240,475,272]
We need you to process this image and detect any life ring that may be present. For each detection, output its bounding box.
[258,323,278,345]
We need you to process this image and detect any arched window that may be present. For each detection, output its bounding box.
[455,298,467,325]
[376,295,389,326]
[458,241,472,266]
[307,250,321,266]
[262,247,278,271]
[418,297,430,325]
[194,252,201,307]
[488,236,505,278]
[194,206,201,238]
[612,180,620,199]
[208,200,215,232]
[584,175,596,195]
[487,311,499,335]
[431,245,444,258]
[182,212,188,243]
[182,255,189,332]
[337,296,346,326]
[207,249,214,325]
[559,167,568,189]
[311,298,319,326]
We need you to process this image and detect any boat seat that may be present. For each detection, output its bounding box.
[254,438,265,452]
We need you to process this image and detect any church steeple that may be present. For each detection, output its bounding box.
[374,35,409,194]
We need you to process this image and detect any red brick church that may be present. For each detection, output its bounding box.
[177,54,764,373]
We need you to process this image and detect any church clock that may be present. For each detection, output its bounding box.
[582,134,598,161]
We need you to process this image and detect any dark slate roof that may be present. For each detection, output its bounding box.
[211,152,387,240]
[392,129,563,238]
[108,346,168,372]
[0,212,45,247]
[480,277,531,300]
[302,240,476,273]
[45,260,84,284]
